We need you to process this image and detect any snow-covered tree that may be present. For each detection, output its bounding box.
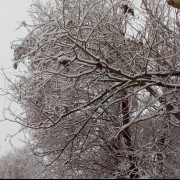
[4,0,180,178]
[0,147,47,179]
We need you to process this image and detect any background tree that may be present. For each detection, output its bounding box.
[0,147,48,179]
[4,0,180,178]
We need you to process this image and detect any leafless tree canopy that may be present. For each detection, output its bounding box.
[4,0,180,178]
[0,147,46,179]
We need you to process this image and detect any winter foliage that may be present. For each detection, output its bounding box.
[2,0,180,179]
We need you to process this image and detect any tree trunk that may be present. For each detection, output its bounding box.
[122,90,139,179]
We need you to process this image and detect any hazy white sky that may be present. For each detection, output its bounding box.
[0,0,32,155]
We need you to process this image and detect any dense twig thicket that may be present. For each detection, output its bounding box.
[4,0,180,178]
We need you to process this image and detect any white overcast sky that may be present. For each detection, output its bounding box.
[0,0,32,155]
